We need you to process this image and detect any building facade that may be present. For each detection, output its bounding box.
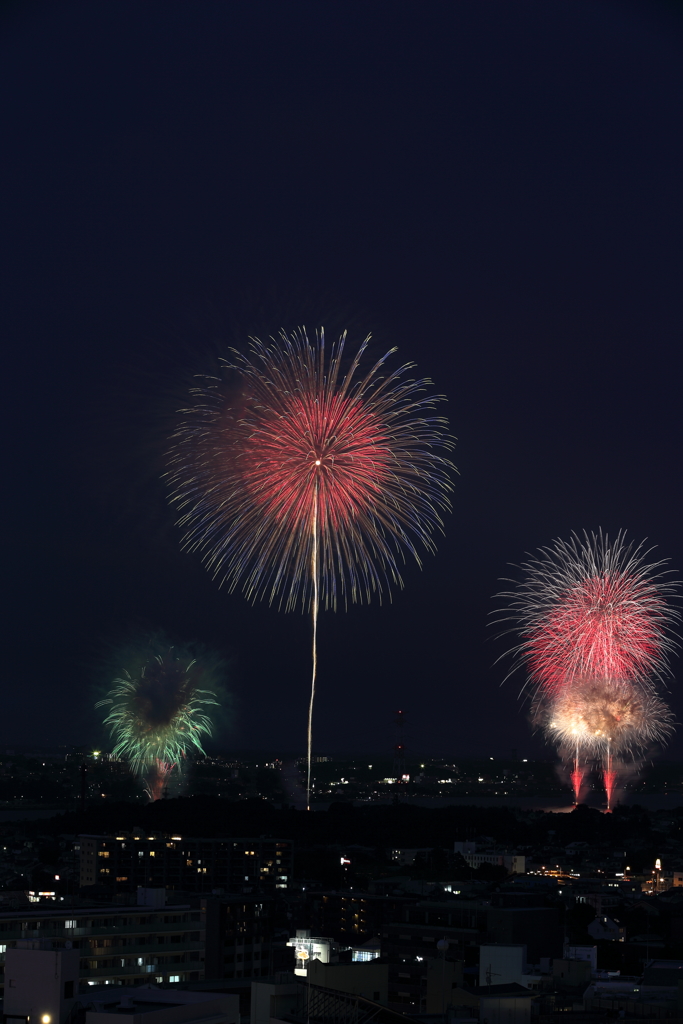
[78,834,292,893]
[0,897,204,992]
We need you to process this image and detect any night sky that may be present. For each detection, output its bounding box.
[3,1,683,760]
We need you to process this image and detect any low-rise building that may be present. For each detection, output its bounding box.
[83,987,238,1024]
[454,842,525,875]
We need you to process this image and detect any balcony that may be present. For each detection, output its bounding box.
[0,921,199,940]
[80,958,205,979]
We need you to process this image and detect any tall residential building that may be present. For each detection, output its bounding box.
[78,833,292,893]
[0,894,203,991]
[0,890,283,993]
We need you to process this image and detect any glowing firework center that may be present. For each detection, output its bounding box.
[544,677,672,758]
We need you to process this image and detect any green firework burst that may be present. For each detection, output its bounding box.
[97,651,219,775]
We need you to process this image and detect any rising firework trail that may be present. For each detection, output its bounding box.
[166,328,455,806]
[97,646,220,800]
[570,737,583,805]
[497,532,679,808]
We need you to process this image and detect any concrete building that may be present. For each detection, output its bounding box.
[0,893,203,992]
[454,843,525,875]
[486,903,562,962]
[477,983,535,1024]
[78,834,292,893]
[251,977,300,1024]
[381,899,489,958]
[563,944,597,969]
[480,944,527,988]
[307,958,389,1004]
[583,963,683,1020]
[0,889,285,993]
[308,890,417,945]
[81,985,237,1024]
[381,899,562,964]
[203,893,284,979]
[251,977,422,1024]
[286,930,338,977]
[4,942,80,1024]
[587,914,626,942]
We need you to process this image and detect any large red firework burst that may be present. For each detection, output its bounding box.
[499,531,678,698]
[166,327,455,804]
[166,329,454,609]
[527,573,665,695]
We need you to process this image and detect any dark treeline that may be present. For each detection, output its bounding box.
[29,796,671,853]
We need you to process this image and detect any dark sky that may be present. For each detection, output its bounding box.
[3,1,683,760]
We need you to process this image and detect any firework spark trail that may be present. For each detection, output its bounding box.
[603,744,616,812]
[145,759,177,801]
[570,739,584,804]
[97,650,219,799]
[307,481,319,811]
[166,328,455,807]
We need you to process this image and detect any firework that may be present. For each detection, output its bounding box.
[498,531,679,699]
[498,531,679,808]
[539,677,674,758]
[166,328,455,805]
[97,648,220,800]
[537,679,675,809]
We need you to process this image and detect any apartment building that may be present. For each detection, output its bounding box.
[0,895,203,992]
[79,833,292,893]
[0,890,283,993]
[381,898,562,963]
[202,893,288,979]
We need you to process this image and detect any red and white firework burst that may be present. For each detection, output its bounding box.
[498,531,679,699]
[497,531,679,808]
[166,328,455,610]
